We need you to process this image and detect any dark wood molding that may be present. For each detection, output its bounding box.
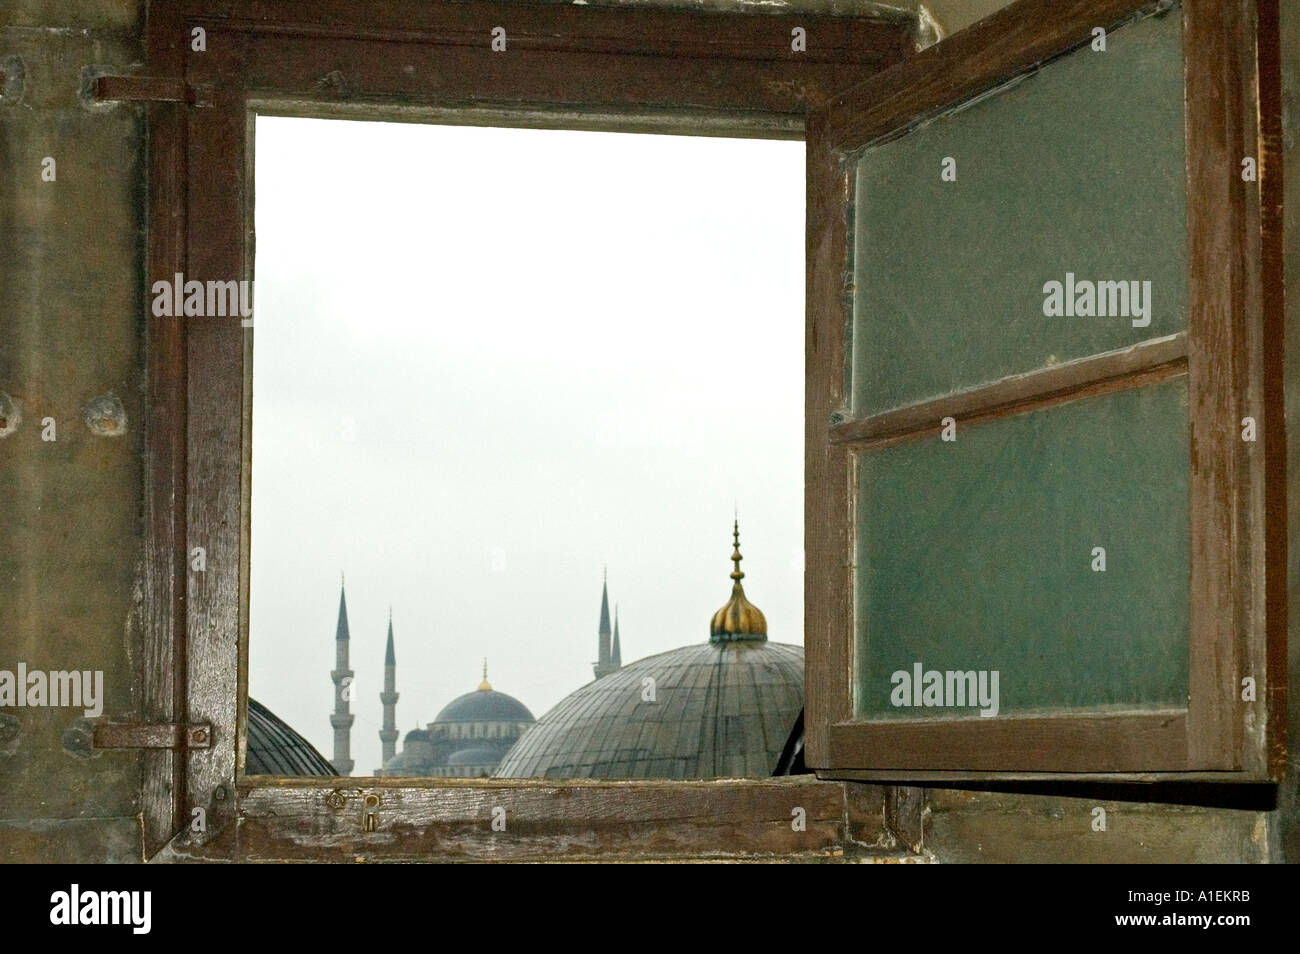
[185,0,914,119]
[818,768,1266,784]
[160,777,895,861]
[141,0,191,863]
[828,710,1188,773]
[1182,0,1241,770]
[184,0,913,64]
[1183,0,1275,772]
[802,111,853,769]
[183,40,250,848]
[1255,0,1288,782]
[821,0,1165,152]
[829,335,1187,449]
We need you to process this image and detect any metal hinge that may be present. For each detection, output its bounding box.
[93,75,214,107]
[92,722,213,750]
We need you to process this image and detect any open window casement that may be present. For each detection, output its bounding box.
[804,0,1285,779]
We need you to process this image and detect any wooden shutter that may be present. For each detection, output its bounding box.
[804,0,1284,779]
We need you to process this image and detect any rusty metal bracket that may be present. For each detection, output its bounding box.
[93,74,214,107]
[92,722,213,750]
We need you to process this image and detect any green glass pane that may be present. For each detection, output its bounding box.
[854,379,1189,719]
[849,10,1186,417]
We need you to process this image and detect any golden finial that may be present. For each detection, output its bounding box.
[709,517,767,642]
[730,519,744,583]
[478,658,492,692]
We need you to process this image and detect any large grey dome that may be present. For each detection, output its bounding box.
[245,697,336,776]
[494,641,803,779]
[434,688,534,723]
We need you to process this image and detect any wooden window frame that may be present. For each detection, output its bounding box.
[804,0,1287,781]
[137,0,923,861]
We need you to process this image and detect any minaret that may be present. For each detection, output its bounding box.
[378,607,399,767]
[611,604,623,669]
[593,571,616,679]
[329,574,355,775]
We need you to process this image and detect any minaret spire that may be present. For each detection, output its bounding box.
[329,576,355,775]
[593,574,616,679]
[377,608,398,771]
[611,604,622,669]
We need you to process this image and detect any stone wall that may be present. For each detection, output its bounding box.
[0,0,145,863]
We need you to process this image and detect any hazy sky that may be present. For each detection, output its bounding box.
[249,116,805,775]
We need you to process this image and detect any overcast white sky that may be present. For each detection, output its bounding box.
[248,116,805,775]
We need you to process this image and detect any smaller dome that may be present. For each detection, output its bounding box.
[404,729,431,743]
[435,689,535,724]
[446,746,500,766]
[709,521,767,642]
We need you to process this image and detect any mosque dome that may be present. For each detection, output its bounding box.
[246,697,336,776]
[434,685,535,724]
[379,663,537,778]
[495,523,803,779]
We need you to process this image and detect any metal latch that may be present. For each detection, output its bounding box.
[92,722,213,750]
[93,75,214,107]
